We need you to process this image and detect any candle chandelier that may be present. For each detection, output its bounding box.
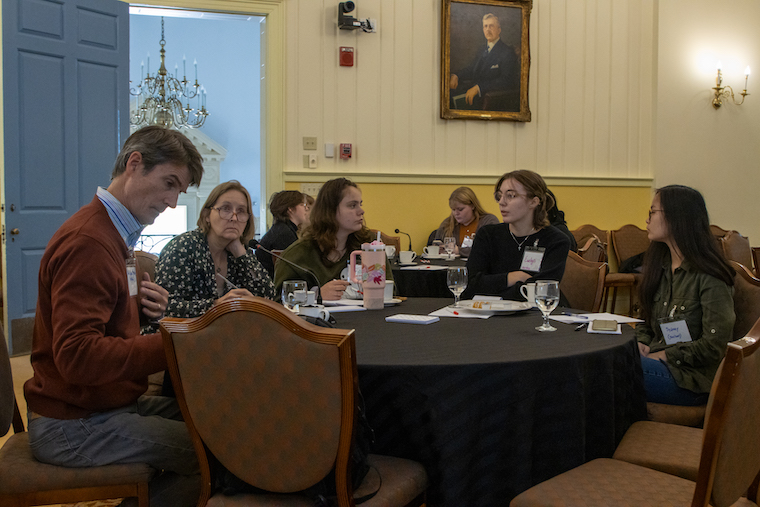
[130,17,208,129]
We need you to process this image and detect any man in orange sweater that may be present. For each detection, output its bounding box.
[24,126,204,507]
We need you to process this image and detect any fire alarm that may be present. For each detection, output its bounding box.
[340,47,354,67]
[339,143,352,159]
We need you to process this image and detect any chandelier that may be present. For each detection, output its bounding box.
[130,17,208,129]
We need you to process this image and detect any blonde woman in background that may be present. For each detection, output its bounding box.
[429,186,499,257]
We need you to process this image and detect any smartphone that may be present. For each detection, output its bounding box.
[591,319,618,332]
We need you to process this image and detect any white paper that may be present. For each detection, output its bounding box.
[550,312,643,324]
[429,306,492,319]
[399,265,449,271]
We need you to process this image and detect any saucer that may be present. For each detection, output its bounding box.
[398,262,417,266]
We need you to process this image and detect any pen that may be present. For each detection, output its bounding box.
[216,273,239,289]
[574,322,588,332]
[562,312,588,320]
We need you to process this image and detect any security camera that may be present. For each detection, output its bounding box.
[338,1,361,30]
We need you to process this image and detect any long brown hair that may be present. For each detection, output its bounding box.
[494,170,554,230]
[442,187,488,238]
[301,178,372,263]
[269,190,306,223]
[197,180,255,244]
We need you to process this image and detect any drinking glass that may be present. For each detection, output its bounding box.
[443,237,456,259]
[535,280,560,331]
[446,267,468,307]
[281,280,307,310]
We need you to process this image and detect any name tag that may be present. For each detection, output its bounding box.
[127,266,138,297]
[461,235,474,248]
[660,320,692,345]
[520,247,545,272]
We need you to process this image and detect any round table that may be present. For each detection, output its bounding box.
[333,298,647,507]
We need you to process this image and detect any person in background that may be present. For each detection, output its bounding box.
[635,185,735,406]
[546,188,577,252]
[429,186,499,258]
[256,190,310,276]
[303,193,315,224]
[274,178,392,301]
[462,170,570,301]
[24,125,204,507]
[155,180,275,319]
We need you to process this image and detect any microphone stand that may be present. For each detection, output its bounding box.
[250,243,323,304]
[395,229,413,251]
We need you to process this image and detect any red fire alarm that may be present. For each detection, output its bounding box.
[340,46,354,67]
[339,143,352,159]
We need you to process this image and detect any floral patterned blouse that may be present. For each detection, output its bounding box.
[155,228,275,319]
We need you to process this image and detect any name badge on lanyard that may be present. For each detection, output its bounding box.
[126,251,138,297]
[520,240,545,273]
[659,305,693,345]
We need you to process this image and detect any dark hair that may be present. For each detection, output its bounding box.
[302,178,371,263]
[494,170,555,230]
[197,180,255,244]
[269,190,306,223]
[112,126,204,186]
[639,185,734,324]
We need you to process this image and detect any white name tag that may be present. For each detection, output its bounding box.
[520,248,544,272]
[127,266,138,297]
[660,320,693,345]
[461,235,474,248]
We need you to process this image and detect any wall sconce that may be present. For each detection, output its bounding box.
[713,62,750,109]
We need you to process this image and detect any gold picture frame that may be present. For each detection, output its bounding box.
[441,0,532,121]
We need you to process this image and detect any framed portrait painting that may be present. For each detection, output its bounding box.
[441,0,532,121]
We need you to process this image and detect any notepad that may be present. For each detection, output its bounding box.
[385,314,440,325]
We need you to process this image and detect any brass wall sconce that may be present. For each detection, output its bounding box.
[713,62,750,109]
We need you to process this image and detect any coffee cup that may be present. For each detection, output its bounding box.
[296,290,316,305]
[520,282,537,306]
[384,280,395,301]
[385,245,396,259]
[423,245,440,256]
[296,304,330,320]
[398,251,417,264]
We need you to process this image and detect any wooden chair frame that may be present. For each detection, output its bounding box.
[560,251,608,313]
[0,330,152,507]
[160,297,359,507]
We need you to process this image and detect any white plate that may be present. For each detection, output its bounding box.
[397,262,417,266]
[421,253,459,260]
[385,298,402,306]
[458,300,532,313]
[327,298,402,307]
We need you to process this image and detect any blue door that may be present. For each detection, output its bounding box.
[3,0,129,354]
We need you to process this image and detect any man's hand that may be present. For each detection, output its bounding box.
[321,279,350,301]
[465,85,481,105]
[140,272,169,319]
[450,74,459,89]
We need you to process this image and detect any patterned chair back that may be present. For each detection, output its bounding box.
[161,297,357,504]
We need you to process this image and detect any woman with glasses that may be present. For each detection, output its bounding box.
[461,170,571,301]
[636,185,734,406]
[428,186,499,258]
[256,190,310,276]
[155,180,275,320]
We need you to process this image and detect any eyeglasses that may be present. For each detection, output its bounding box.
[211,205,249,222]
[494,190,527,202]
[648,209,663,219]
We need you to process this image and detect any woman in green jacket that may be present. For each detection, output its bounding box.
[636,185,735,405]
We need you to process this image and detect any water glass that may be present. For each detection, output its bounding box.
[281,279,307,309]
[535,280,560,331]
[443,237,456,259]
[446,267,468,307]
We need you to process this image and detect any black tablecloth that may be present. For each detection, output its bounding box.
[391,258,467,298]
[333,298,647,507]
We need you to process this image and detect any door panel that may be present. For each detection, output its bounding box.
[3,0,129,354]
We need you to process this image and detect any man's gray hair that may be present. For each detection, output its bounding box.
[483,13,500,26]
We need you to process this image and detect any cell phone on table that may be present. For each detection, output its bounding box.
[591,319,618,332]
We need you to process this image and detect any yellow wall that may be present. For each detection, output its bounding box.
[286,182,651,253]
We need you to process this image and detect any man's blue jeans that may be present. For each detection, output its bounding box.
[28,395,200,507]
[640,356,708,406]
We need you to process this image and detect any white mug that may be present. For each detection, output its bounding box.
[385,245,397,259]
[398,251,417,263]
[423,245,440,255]
[297,304,330,320]
[384,280,395,301]
[520,283,537,306]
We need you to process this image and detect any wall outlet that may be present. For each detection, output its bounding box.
[303,136,317,150]
[308,154,318,168]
